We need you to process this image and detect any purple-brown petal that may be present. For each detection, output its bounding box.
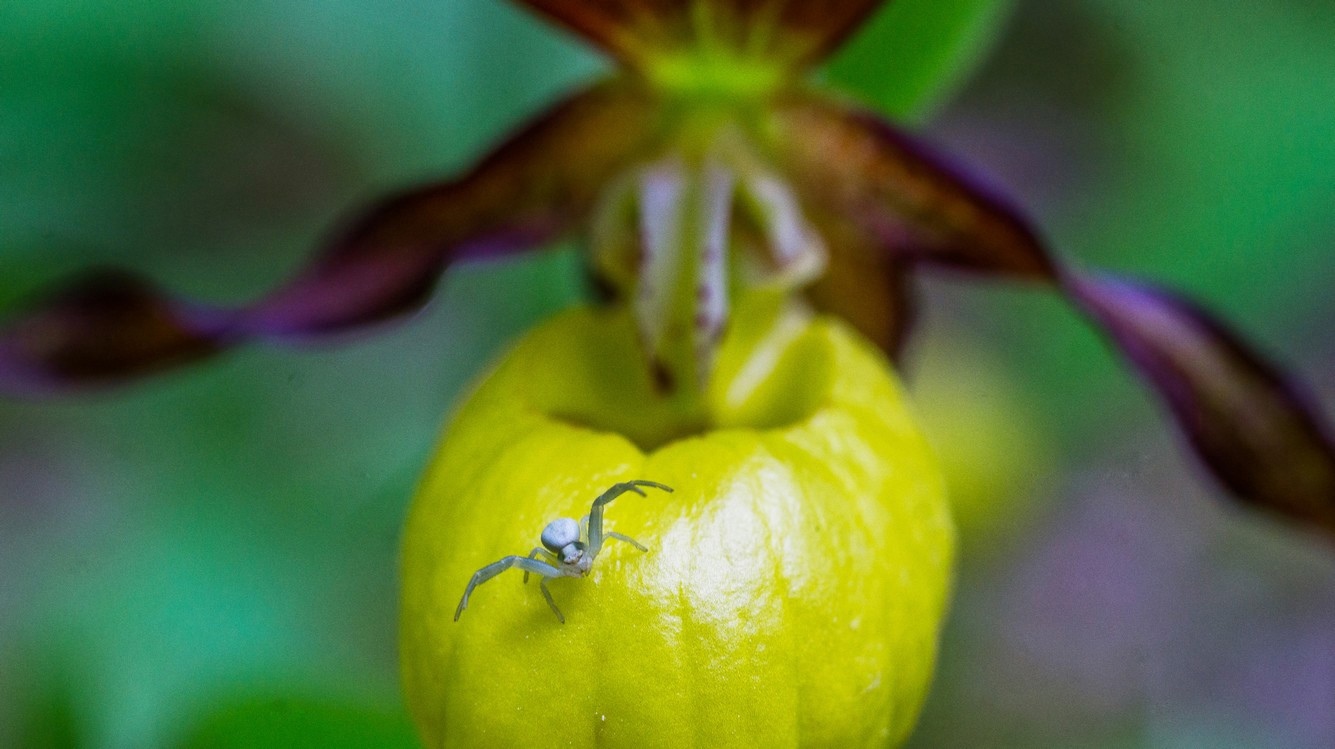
[761,0,892,67]
[0,82,658,394]
[510,0,667,67]
[772,96,1335,532]
[0,270,231,394]
[511,0,888,69]
[804,213,919,362]
[773,93,1057,281]
[1068,273,1335,535]
[248,81,655,336]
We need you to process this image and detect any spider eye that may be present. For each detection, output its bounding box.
[541,518,580,552]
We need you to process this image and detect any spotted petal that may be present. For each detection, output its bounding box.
[512,0,888,69]
[1069,275,1335,535]
[0,82,658,395]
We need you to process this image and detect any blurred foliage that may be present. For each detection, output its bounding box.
[929,1,1335,456]
[1,1,1332,748]
[177,695,417,749]
[906,334,1050,557]
[830,0,1015,119]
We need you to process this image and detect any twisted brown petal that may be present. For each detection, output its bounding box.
[0,82,658,394]
[758,0,892,67]
[511,0,671,66]
[511,0,888,69]
[775,93,1335,535]
[803,213,919,362]
[773,92,1056,281]
[0,270,232,392]
[1068,275,1335,534]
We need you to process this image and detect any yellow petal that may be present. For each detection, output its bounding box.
[400,297,953,747]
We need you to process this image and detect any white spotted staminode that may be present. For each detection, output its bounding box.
[453,480,673,623]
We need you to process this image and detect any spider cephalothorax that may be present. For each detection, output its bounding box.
[453,480,673,623]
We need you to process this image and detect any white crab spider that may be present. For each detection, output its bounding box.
[453,480,673,623]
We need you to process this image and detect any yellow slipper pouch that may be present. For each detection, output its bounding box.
[401,298,954,748]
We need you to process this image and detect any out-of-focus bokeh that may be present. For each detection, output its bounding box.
[1,2,1332,747]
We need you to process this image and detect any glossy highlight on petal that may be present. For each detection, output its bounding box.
[1068,274,1335,536]
[0,83,658,395]
[773,93,1056,281]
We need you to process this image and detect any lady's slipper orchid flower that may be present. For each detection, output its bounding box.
[3,0,1330,537]
[401,296,954,746]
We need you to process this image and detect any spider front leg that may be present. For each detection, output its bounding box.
[454,555,563,622]
[586,480,673,556]
[581,516,647,551]
[521,546,558,584]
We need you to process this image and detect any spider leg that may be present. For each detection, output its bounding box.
[521,547,558,583]
[591,480,674,509]
[538,578,565,623]
[587,480,673,556]
[605,531,648,552]
[454,556,563,621]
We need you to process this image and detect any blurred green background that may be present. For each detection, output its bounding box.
[2,1,1332,747]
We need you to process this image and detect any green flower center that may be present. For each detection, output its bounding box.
[644,51,786,103]
[588,112,826,401]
